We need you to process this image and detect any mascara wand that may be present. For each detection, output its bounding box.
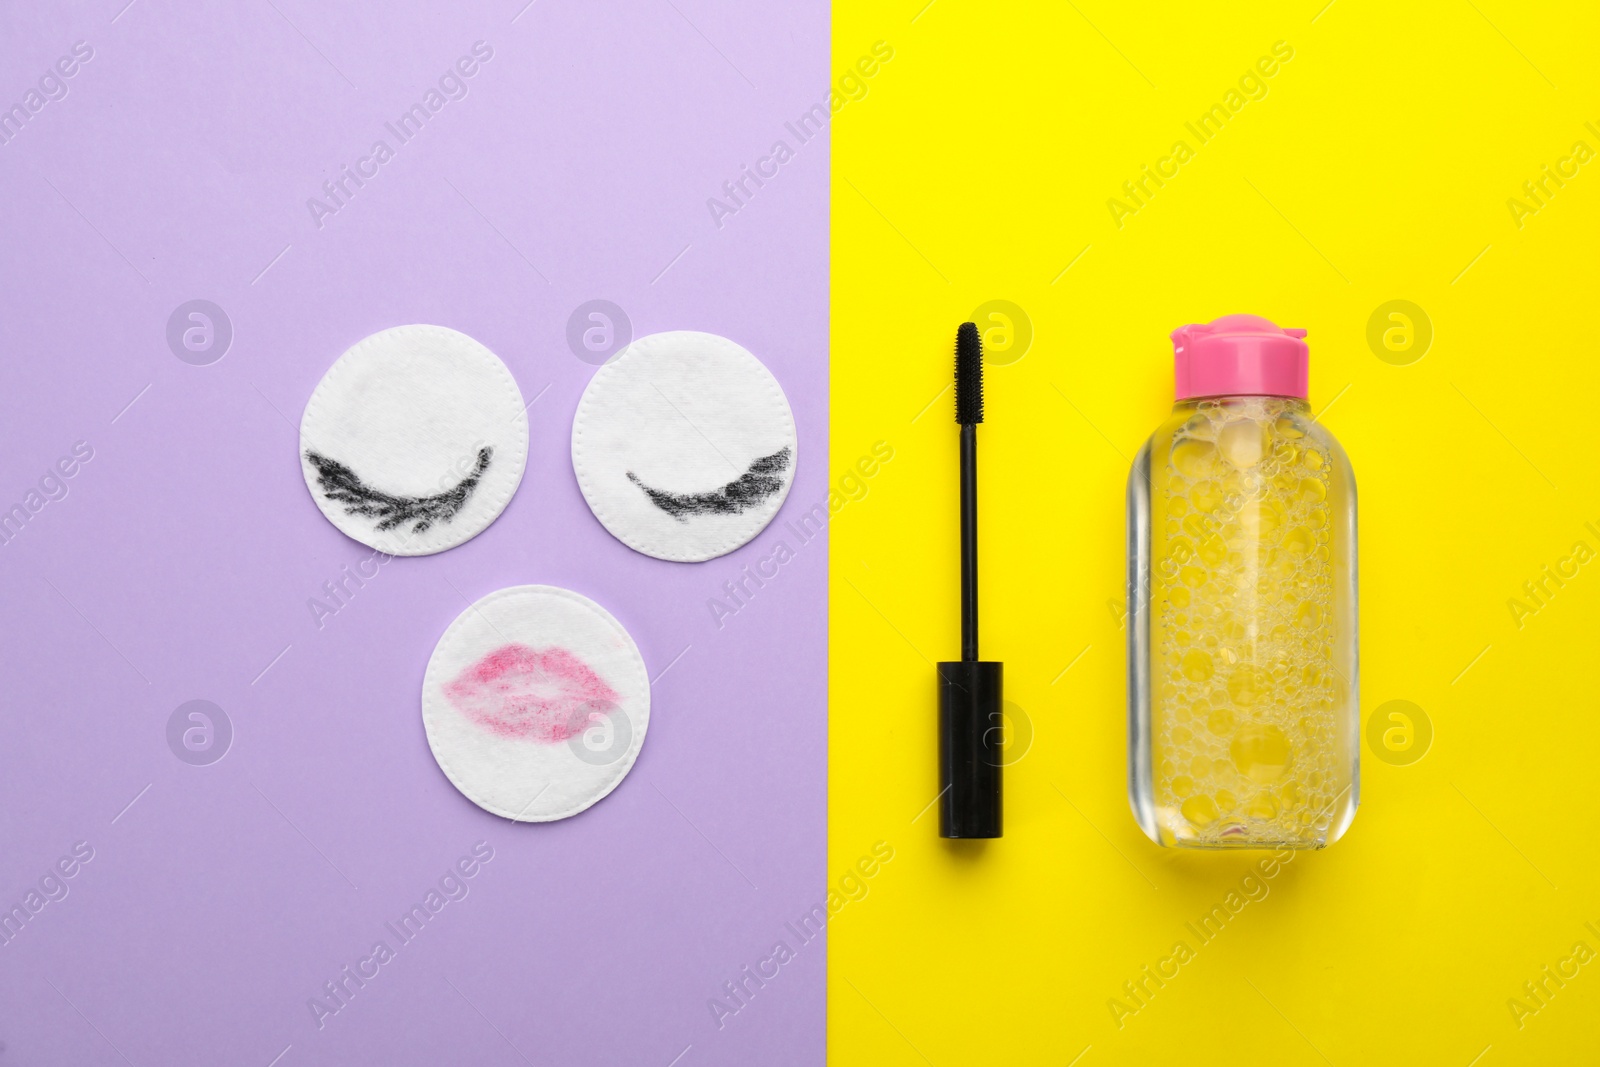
[937,322,1002,839]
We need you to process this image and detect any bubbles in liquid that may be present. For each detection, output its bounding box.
[1227,666,1267,706]
[1151,397,1344,846]
[1217,419,1268,468]
[1181,649,1214,682]
[1171,439,1220,480]
[1231,724,1292,783]
[1181,794,1220,827]
[1236,499,1282,539]
[1282,526,1314,557]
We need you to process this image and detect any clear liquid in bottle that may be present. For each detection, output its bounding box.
[1128,316,1358,849]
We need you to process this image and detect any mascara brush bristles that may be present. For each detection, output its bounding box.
[955,322,984,425]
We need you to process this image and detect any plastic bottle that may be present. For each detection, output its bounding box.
[1128,314,1358,849]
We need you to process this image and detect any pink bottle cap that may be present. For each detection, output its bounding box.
[1171,314,1308,400]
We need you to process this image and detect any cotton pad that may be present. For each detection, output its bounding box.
[422,584,650,822]
[300,324,528,556]
[571,330,797,562]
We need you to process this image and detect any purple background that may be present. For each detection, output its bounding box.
[0,2,826,1064]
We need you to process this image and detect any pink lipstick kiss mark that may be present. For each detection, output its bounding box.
[444,644,620,743]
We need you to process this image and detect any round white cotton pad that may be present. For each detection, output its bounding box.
[422,585,650,822]
[571,330,797,562]
[300,324,528,556]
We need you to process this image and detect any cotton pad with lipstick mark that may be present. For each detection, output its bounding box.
[300,324,527,556]
[571,330,797,562]
[422,585,650,822]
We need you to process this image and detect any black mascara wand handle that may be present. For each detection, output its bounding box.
[940,320,1000,839]
[959,422,978,662]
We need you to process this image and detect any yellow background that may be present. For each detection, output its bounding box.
[829,1,1600,1063]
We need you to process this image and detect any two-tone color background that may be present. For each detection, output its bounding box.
[4,1,1598,1064]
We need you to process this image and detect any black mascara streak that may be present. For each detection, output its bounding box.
[306,447,493,534]
[627,447,791,523]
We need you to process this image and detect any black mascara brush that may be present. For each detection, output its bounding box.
[937,322,1002,839]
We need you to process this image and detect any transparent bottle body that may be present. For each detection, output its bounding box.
[1128,396,1358,849]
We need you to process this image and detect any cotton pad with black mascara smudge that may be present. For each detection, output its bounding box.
[299,324,528,556]
[422,584,651,822]
[571,330,798,562]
